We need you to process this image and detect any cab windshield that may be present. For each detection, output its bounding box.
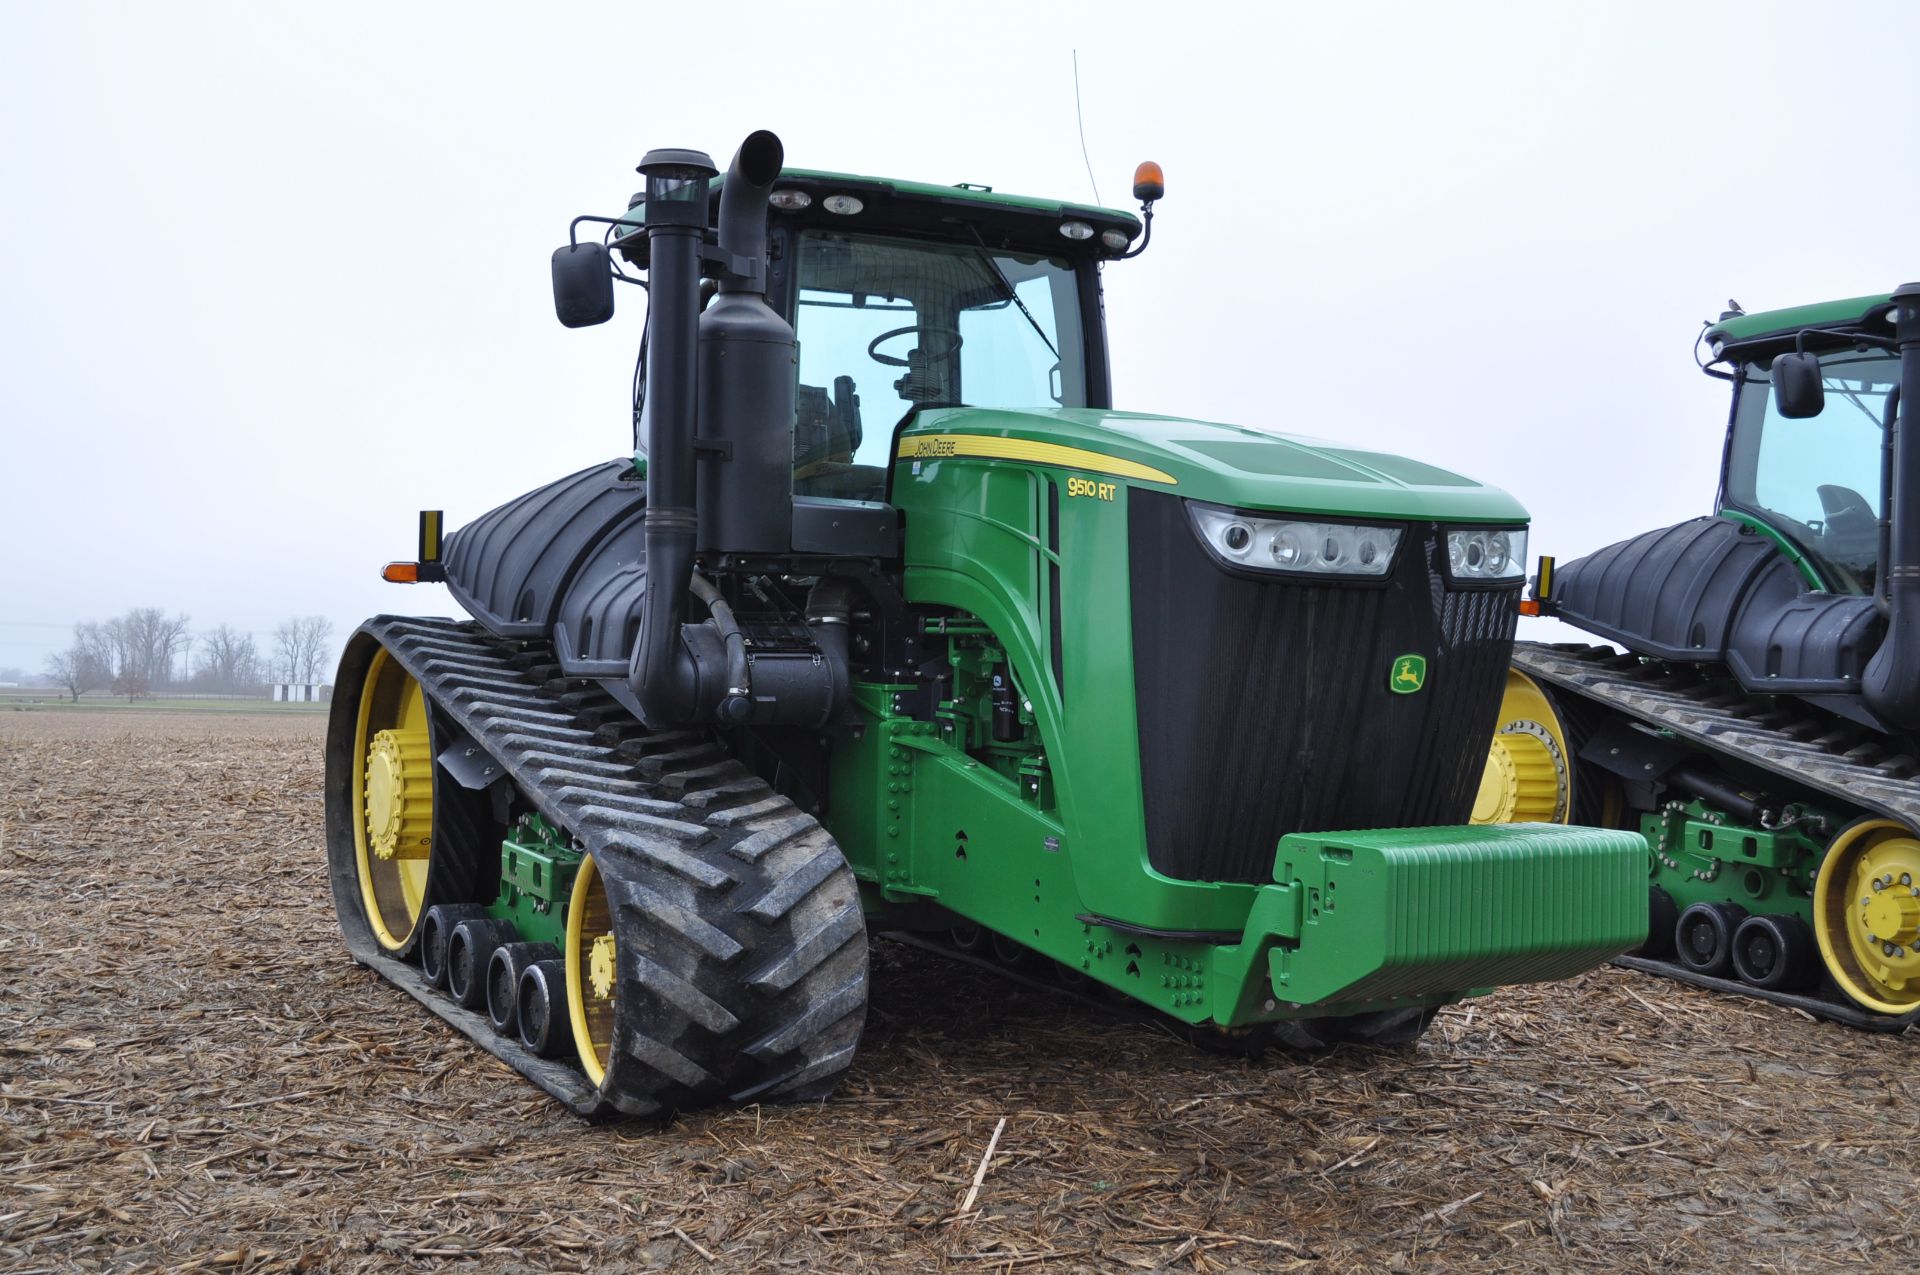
[1724,348,1898,593]
[789,230,1086,500]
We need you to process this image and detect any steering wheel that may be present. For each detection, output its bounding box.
[867,325,963,368]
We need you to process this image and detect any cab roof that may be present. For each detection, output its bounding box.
[616,166,1143,262]
[772,167,1140,230]
[1707,292,1896,348]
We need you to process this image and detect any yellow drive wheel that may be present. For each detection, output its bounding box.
[351,648,436,950]
[566,852,617,1087]
[1472,669,1572,824]
[1814,818,1920,1014]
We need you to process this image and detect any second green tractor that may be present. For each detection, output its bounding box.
[1483,284,1920,1030]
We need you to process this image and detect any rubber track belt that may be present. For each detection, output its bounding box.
[1515,641,1920,1032]
[342,617,831,1118]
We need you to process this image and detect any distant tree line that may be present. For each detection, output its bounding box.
[42,609,336,701]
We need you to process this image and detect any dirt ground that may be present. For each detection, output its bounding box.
[1,710,1916,1274]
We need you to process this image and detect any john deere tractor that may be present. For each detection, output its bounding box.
[325,130,1647,1118]
[1487,284,1920,1029]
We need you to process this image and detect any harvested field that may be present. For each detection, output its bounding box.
[1,710,1915,1273]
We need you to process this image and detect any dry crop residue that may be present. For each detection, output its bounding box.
[1,709,1916,1273]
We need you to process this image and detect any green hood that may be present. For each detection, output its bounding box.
[899,407,1528,523]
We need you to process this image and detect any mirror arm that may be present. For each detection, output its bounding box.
[567,213,640,248]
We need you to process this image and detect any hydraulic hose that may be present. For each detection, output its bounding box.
[689,572,751,725]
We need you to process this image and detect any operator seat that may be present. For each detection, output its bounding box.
[795,374,887,501]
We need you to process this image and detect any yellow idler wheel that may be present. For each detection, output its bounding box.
[566,852,618,1087]
[351,648,436,950]
[1472,669,1571,824]
[1814,819,1920,1014]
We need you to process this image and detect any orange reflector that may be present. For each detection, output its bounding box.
[382,562,420,584]
[1132,160,1165,203]
[1517,599,1542,616]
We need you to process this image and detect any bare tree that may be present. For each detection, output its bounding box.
[45,622,113,702]
[75,621,115,679]
[103,608,192,689]
[274,615,335,685]
[45,651,99,701]
[196,625,261,694]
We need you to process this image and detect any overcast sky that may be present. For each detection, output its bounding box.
[4,1,1916,675]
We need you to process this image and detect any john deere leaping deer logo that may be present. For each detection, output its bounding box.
[1390,653,1427,694]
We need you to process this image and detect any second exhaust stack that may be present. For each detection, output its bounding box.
[697,129,795,554]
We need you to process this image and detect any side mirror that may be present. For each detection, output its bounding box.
[551,243,615,328]
[1773,351,1826,419]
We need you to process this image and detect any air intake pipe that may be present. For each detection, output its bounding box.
[630,146,718,727]
[697,130,796,554]
[630,134,841,729]
[1863,281,1920,729]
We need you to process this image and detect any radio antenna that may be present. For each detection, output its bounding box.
[1073,50,1102,206]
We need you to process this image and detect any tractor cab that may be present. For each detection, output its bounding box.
[1718,316,1902,596]
[786,227,1091,502]
[597,167,1144,509]
[1537,287,1920,732]
[745,169,1138,505]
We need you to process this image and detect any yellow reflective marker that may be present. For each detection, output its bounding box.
[419,509,443,563]
[897,434,1176,486]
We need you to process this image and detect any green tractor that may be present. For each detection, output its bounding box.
[1488,285,1920,1029]
[325,130,1647,1118]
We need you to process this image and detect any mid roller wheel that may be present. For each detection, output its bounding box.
[448,918,522,1009]
[1675,901,1746,976]
[1730,913,1817,991]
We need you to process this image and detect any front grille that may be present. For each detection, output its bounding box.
[1128,490,1519,884]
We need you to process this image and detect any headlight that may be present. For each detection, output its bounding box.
[1445,527,1527,584]
[1188,503,1402,578]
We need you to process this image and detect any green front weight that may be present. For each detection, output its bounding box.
[1215,823,1649,1016]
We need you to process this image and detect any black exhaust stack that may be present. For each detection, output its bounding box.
[631,146,718,727]
[1863,281,1920,729]
[698,130,795,553]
